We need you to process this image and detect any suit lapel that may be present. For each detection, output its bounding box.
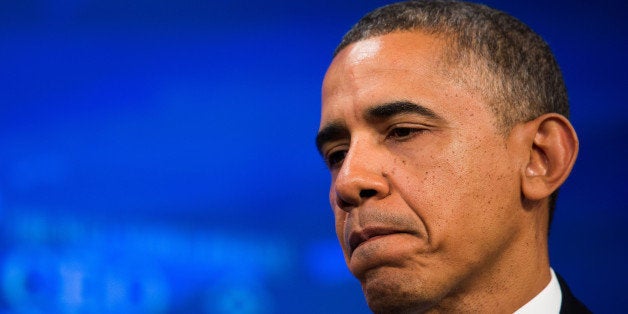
[557,273,592,314]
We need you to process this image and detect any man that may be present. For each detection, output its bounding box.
[315,1,590,313]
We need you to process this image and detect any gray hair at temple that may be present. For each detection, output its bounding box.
[334,0,568,225]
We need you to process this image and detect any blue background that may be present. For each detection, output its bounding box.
[0,0,626,313]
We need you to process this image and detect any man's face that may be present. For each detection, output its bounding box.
[318,32,530,312]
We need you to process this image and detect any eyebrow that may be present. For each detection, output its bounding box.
[316,121,349,156]
[365,101,441,122]
[315,101,442,156]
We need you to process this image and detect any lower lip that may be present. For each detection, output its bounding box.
[349,233,419,274]
[351,232,414,257]
[359,234,388,247]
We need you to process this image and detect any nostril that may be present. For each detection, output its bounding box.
[336,197,354,211]
[359,189,377,198]
[335,189,379,211]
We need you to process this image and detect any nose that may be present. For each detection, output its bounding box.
[333,141,390,210]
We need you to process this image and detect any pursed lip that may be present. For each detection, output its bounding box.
[348,227,405,256]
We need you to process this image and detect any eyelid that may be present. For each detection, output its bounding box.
[382,122,433,142]
[385,122,430,133]
[323,143,349,168]
[322,141,347,156]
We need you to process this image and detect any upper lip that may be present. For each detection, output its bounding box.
[348,227,403,255]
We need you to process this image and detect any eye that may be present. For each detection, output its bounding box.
[387,127,425,140]
[325,149,347,169]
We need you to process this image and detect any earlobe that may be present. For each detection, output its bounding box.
[521,114,579,202]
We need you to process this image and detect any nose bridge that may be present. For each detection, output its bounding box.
[333,134,389,208]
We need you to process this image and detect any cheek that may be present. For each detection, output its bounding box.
[398,137,517,236]
[330,187,350,255]
[332,209,351,264]
[333,209,345,240]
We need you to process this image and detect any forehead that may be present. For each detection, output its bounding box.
[323,32,448,96]
[320,31,492,129]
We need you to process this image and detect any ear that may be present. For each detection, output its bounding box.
[521,113,579,202]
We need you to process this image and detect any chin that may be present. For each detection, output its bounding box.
[361,268,436,314]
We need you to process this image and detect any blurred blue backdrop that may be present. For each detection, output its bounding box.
[0,0,626,313]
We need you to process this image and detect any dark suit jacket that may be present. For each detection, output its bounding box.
[558,274,592,314]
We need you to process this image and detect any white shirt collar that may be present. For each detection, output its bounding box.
[514,268,562,314]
